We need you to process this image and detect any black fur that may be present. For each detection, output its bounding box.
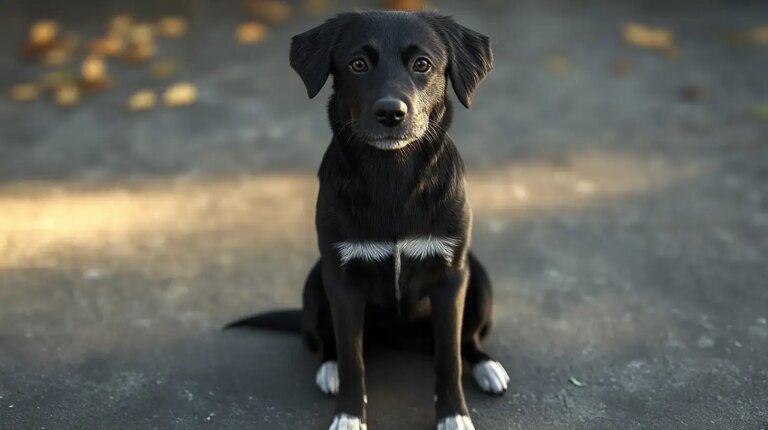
[228,11,500,429]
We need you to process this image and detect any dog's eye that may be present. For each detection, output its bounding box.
[349,58,369,73]
[413,58,431,73]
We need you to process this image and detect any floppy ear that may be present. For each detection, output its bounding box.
[289,14,353,99]
[430,15,493,108]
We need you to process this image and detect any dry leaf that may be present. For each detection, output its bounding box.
[723,26,768,47]
[81,56,107,81]
[127,90,157,111]
[150,59,179,79]
[123,41,156,63]
[130,23,155,44]
[80,56,112,92]
[43,45,72,65]
[30,20,59,45]
[54,85,80,107]
[247,0,291,23]
[303,0,331,14]
[9,83,40,101]
[21,20,60,61]
[158,16,188,37]
[622,22,674,50]
[236,22,268,44]
[109,14,134,37]
[90,35,124,56]
[163,82,197,107]
[382,0,424,10]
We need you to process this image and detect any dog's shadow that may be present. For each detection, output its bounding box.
[221,330,502,430]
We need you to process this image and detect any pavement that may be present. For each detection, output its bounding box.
[1,0,767,429]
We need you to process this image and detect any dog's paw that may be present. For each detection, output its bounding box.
[329,414,367,430]
[472,360,510,395]
[316,361,339,395]
[437,415,475,430]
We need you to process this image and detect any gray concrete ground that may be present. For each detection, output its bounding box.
[1,0,767,429]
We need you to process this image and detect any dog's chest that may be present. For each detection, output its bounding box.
[335,236,457,303]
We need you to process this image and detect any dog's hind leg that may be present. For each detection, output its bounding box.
[461,252,510,396]
[303,260,339,395]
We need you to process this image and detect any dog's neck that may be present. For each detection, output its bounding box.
[319,93,465,221]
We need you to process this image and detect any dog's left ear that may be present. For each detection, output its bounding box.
[429,15,493,108]
[290,14,353,99]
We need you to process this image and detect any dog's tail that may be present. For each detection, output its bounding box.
[223,309,302,333]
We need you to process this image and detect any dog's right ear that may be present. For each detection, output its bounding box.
[290,14,353,99]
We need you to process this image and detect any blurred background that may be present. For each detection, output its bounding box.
[1,0,767,428]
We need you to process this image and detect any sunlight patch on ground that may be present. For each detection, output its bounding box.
[0,150,702,269]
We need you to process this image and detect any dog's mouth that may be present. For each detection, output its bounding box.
[366,136,416,150]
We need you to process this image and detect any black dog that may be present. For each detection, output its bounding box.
[227,11,506,430]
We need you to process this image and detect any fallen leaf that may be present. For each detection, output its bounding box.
[127,90,157,111]
[81,56,107,81]
[54,85,80,107]
[29,20,59,45]
[382,0,424,10]
[109,14,134,37]
[568,377,584,387]
[158,16,188,37]
[123,42,156,63]
[80,56,112,92]
[622,22,675,50]
[236,22,268,43]
[9,83,40,101]
[303,0,331,14]
[90,35,124,56]
[150,59,179,79]
[21,20,59,61]
[246,0,291,23]
[43,45,72,65]
[163,82,197,107]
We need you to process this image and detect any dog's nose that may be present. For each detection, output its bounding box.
[373,98,408,127]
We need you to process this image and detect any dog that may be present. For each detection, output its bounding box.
[226,11,507,430]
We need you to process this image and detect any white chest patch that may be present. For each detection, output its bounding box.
[334,236,459,303]
[334,236,459,266]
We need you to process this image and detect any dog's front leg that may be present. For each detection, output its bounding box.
[431,270,474,430]
[326,277,367,430]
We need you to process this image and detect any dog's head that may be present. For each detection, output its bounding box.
[290,11,493,150]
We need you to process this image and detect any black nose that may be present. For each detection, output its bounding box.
[373,98,408,127]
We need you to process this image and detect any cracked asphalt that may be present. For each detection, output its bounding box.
[0,0,767,429]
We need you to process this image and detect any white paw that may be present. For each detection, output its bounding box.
[316,361,339,395]
[472,360,510,394]
[437,415,475,430]
[329,414,367,430]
